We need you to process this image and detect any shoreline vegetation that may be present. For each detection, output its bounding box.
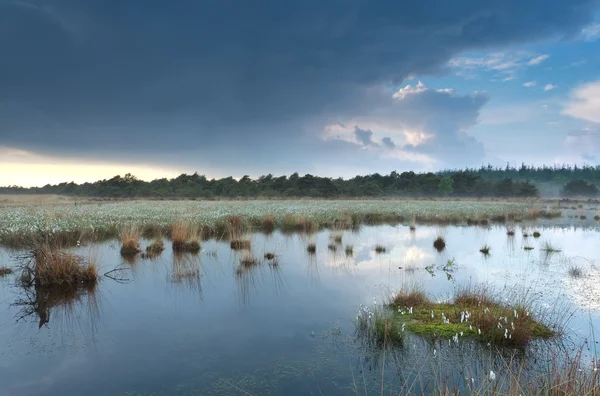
[0,198,568,248]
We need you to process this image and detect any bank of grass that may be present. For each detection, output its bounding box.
[171,222,201,253]
[383,286,556,347]
[0,199,556,248]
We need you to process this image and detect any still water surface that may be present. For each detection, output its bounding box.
[0,224,599,395]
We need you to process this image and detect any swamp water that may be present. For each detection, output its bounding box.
[0,224,599,395]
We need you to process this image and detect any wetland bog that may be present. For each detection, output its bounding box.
[0,199,599,395]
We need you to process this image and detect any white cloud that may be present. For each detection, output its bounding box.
[523,81,536,87]
[544,84,557,91]
[392,81,428,99]
[581,23,600,42]
[449,52,550,81]
[527,54,549,65]
[562,80,600,123]
[323,82,489,166]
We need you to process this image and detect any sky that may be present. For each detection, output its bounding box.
[1,0,600,187]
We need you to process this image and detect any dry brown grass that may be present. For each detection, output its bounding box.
[239,253,258,267]
[230,239,251,250]
[33,244,98,287]
[226,215,245,240]
[262,216,275,234]
[171,222,200,253]
[119,224,142,255]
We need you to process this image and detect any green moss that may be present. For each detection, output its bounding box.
[391,298,555,347]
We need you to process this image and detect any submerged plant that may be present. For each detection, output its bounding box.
[542,241,561,253]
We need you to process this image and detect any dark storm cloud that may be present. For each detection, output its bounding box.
[381,137,396,149]
[354,127,378,147]
[0,0,599,166]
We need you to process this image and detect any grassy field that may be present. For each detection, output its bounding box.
[0,198,542,246]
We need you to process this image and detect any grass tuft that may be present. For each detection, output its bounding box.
[594,215,600,221]
[0,267,13,277]
[506,229,515,236]
[374,244,387,254]
[542,241,561,253]
[119,224,142,256]
[568,266,583,278]
[33,244,98,287]
[533,231,541,238]
[239,253,258,267]
[230,239,251,250]
[171,222,201,253]
[433,236,446,252]
[306,243,316,254]
[523,246,534,251]
[479,244,491,255]
[344,245,354,256]
[264,252,276,260]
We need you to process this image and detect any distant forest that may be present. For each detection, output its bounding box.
[2,164,600,198]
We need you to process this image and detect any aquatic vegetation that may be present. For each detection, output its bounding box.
[30,244,98,287]
[479,244,491,255]
[171,222,201,253]
[262,216,275,234]
[306,243,316,254]
[239,253,259,267]
[374,244,386,254]
[230,239,252,250]
[327,243,337,252]
[568,266,584,278]
[0,266,13,276]
[355,303,404,348]
[142,239,165,259]
[433,236,446,252]
[119,224,142,256]
[344,245,354,256]
[0,199,537,247]
[387,286,555,346]
[533,231,541,238]
[263,252,276,260]
[594,215,600,221]
[542,241,561,253]
[523,246,534,251]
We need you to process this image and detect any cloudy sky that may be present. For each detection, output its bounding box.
[1,0,600,186]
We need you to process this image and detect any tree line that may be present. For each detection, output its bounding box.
[2,166,598,199]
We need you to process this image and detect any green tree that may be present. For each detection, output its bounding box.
[437,177,454,196]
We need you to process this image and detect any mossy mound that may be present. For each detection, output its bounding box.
[389,290,555,347]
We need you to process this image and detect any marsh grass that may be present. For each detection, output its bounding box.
[523,246,534,251]
[433,236,446,252]
[542,241,561,253]
[594,215,600,221]
[355,304,404,348]
[328,243,338,252]
[385,285,555,346]
[142,238,165,259]
[230,239,252,250]
[568,266,584,278]
[32,244,98,287]
[506,229,515,236]
[307,243,317,254]
[262,215,275,234]
[374,244,387,254]
[263,252,276,260]
[345,245,354,256]
[171,222,201,253]
[240,252,259,267]
[0,267,13,276]
[119,224,142,256]
[533,231,541,238]
[480,244,491,255]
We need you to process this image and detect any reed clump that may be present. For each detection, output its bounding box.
[171,222,201,253]
[374,244,387,254]
[0,267,13,277]
[32,244,98,287]
[433,236,446,252]
[119,224,142,256]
